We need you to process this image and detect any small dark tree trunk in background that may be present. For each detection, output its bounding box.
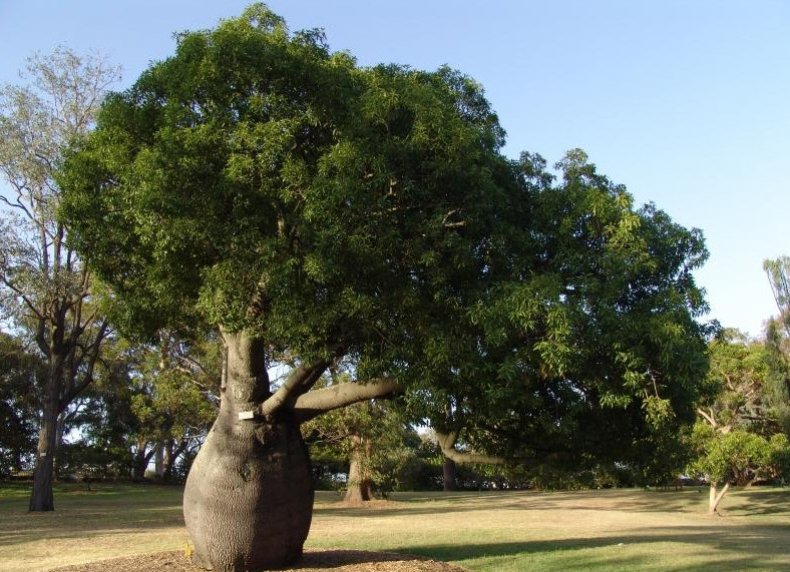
[131,440,155,480]
[183,331,313,571]
[442,456,458,491]
[163,440,188,483]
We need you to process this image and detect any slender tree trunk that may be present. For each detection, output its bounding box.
[183,330,313,571]
[708,482,730,515]
[442,456,458,491]
[131,440,152,480]
[53,411,67,479]
[154,443,165,480]
[29,378,60,511]
[345,437,373,503]
[164,440,187,483]
[131,451,145,480]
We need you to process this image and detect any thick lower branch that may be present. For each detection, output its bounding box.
[260,360,329,417]
[292,378,399,423]
[435,429,508,466]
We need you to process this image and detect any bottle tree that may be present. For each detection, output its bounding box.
[60,5,710,570]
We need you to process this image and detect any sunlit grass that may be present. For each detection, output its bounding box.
[1,483,789,571]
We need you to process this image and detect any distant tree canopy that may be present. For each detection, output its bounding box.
[58,4,712,569]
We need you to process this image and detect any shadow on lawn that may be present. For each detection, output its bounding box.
[402,524,790,571]
[314,488,790,519]
[0,485,185,547]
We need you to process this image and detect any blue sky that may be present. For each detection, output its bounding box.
[2,0,788,337]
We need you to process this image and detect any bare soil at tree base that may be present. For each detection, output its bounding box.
[50,549,469,572]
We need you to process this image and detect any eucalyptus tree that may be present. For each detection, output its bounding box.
[60,5,710,570]
[765,256,790,335]
[0,47,120,510]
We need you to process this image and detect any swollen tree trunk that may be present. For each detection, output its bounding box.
[442,456,458,491]
[344,435,373,503]
[183,331,313,571]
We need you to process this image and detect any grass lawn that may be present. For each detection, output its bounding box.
[1,482,789,571]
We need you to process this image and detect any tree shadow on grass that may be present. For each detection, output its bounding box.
[400,524,790,571]
[293,549,465,569]
[314,488,790,519]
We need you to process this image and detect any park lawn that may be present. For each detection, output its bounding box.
[1,483,789,571]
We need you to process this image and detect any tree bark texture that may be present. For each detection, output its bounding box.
[29,385,59,511]
[442,457,458,491]
[183,331,313,571]
[435,430,508,466]
[708,482,730,515]
[344,435,373,503]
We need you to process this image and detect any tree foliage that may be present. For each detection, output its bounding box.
[411,150,710,480]
[690,330,790,513]
[0,332,44,475]
[765,256,790,336]
[302,375,420,500]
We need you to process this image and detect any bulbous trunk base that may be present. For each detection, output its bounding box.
[184,413,313,571]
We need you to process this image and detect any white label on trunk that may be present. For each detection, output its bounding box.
[238,410,256,420]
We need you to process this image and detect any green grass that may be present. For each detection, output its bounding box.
[1,483,789,571]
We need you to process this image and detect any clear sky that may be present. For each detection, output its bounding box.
[1,0,787,337]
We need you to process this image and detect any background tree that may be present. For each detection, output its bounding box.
[0,47,120,510]
[125,334,219,480]
[302,375,419,502]
[765,256,790,336]
[60,6,711,570]
[0,332,44,475]
[690,329,790,514]
[414,150,709,493]
[54,333,220,481]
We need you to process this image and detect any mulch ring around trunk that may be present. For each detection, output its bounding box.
[50,549,470,572]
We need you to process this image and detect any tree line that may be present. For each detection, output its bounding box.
[1,4,789,570]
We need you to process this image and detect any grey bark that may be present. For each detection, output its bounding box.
[344,434,373,503]
[183,330,313,571]
[442,456,458,491]
[293,378,399,423]
[29,383,59,511]
[344,438,373,503]
[708,482,730,515]
[435,430,508,466]
[154,443,164,479]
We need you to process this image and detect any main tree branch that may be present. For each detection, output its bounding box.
[293,378,399,423]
